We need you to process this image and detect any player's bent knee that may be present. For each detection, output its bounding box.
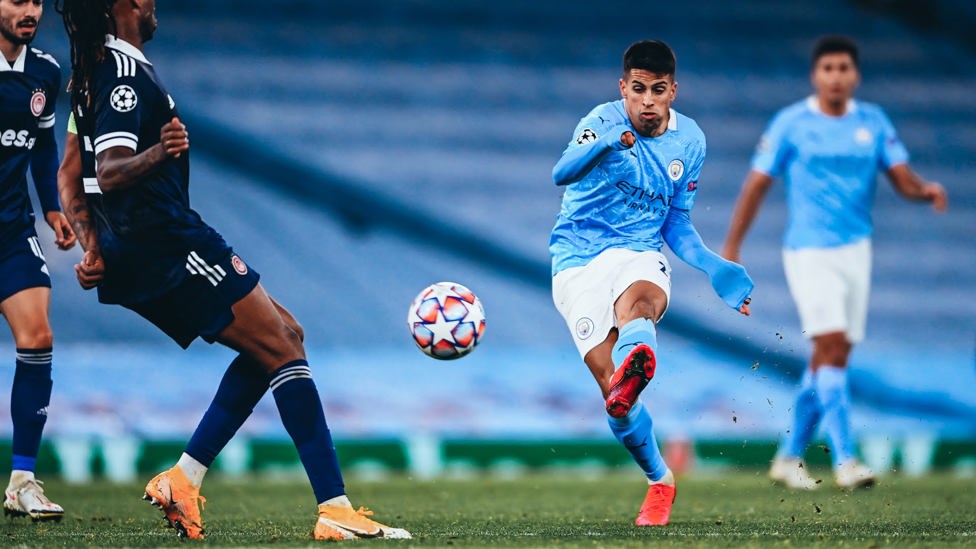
[259,323,306,368]
[287,319,305,343]
[15,330,53,350]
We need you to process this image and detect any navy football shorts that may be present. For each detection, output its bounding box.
[126,250,260,349]
[0,229,51,303]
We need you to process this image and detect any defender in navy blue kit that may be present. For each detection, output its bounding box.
[1,0,74,523]
[57,0,410,541]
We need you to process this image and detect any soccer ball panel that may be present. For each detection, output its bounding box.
[406,281,485,360]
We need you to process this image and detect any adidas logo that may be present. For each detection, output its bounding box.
[36,406,48,417]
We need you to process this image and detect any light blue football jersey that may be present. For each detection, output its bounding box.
[752,96,909,249]
[549,100,704,275]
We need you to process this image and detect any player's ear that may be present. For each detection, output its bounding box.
[619,78,626,98]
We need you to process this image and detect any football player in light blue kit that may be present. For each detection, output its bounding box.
[550,40,753,526]
[723,35,947,490]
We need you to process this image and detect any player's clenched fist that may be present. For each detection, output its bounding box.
[160,117,189,158]
[621,130,636,147]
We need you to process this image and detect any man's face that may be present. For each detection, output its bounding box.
[619,69,677,138]
[137,0,157,42]
[811,52,860,107]
[0,0,43,48]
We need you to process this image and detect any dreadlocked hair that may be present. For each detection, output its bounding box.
[55,0,118,110]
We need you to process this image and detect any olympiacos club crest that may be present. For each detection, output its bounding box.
[30,90,45,117]
[231,255,248,275]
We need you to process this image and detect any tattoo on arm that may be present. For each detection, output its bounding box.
[96,144,168,192]
[63,192,98,253]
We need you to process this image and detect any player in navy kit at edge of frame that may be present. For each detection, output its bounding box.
[55,0,410,541]
[549,40,753,527]
[1,0,76,524]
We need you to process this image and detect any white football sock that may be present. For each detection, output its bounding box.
[176,453,208,488]
[7,469,35,490]
[648,468,675,486]
[320,494,352,507]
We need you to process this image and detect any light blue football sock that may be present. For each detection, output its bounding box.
[779,369,822,460]
[611,317,657,368]
[815,366,856,467]
[608,401,668,481]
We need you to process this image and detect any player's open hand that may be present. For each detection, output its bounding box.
[75,250,105,290]
[925,182,948,213]
[45,211,77,250]
[160,117,189,158]
[738,297,751,316]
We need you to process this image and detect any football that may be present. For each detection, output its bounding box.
[407,281,486,360]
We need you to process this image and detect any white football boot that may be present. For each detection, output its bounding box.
[769,456,819,490]
[835,459,876,490]
[4,477,64,521]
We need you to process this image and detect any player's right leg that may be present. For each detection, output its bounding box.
[769,369,821,490]
[554,251,674,526]
[217,284,410,539]
[586,341,675,526]
[1,256,64,522]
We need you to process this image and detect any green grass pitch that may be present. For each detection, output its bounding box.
[3,472,974,547]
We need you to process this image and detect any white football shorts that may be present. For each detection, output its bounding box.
[552,248,672,359]
[782,238,871,343]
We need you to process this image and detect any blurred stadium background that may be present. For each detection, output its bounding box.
[2,0,974,483]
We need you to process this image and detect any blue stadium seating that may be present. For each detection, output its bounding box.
[13,0,974,441]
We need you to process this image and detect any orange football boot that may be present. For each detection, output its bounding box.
[143,466,206,540]
[314,504,411,540]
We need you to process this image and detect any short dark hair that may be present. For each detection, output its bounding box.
[811,35,859,68]
[623,40,676,77]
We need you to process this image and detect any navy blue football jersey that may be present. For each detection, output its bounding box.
[75,37,230,305]
[0,46,60,247]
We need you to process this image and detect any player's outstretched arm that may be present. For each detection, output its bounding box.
[95,117,189,192]
[885,164,948,213]
[721,170,774,264]
[552,126,635,186]
[663,208,754,315]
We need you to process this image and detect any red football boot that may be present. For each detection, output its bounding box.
[605,344,657,418]
[635,482,676,526]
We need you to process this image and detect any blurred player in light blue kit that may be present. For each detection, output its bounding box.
[550,40,753,526]
[0,0,75,522]
[723,35,947,490]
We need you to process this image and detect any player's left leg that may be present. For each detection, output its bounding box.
[217,284,409,539]
[812,333,874,489]
[0,287,64,522]
[595,281,675,526]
